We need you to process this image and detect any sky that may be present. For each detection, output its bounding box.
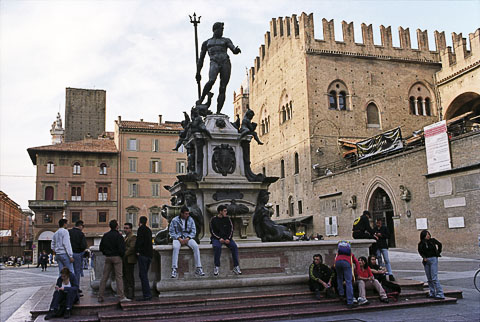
[1,0,479,209]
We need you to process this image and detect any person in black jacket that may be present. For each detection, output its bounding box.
[418,230,444,299]
[308,254,333,299]
[39,250,49,271]
[135,216,153,301]
[98,220,130,303]
[210,205,241,276]
[44,267,78,320]
[352,210,375,239]
[69,220,87,293]
[373,218,395,281]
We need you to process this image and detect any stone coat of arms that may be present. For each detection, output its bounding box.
[212,144,236,176]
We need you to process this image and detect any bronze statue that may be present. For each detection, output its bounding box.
[196,22,241,114]
[184,190,204,243]
[253,191,293,242]
[239,109,263,145]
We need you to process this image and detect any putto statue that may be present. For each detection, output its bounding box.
[253,191,293,242]
[196,22,241,114]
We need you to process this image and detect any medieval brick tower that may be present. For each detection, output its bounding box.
[64,87,106,142]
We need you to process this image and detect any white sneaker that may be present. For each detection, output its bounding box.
[195,267,205,276]
[171,268,177,278]
[233,266,242,275]
[213,266,219,276]
[120,297,131,302]
[358,297,369,305]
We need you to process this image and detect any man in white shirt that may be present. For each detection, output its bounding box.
[51,219,74,274]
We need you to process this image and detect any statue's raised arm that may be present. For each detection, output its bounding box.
[195,22,240,114]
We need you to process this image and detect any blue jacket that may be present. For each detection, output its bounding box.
[169,215,196,240]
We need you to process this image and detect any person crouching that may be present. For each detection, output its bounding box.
[308,254,333,299]
[44,267,79,319]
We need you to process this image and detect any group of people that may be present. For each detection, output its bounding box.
[45,218,87,319]
[309,222,445,308]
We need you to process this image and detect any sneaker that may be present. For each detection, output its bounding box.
[171,268,177,278]
[380,297,389,303]
[233,266,242,275]
[389,275,396,282]
[195,267,205,276]
[353,298,358,305]
[213,266,219,276]
[346,303,358,309]
[120,297,132,302]
[358,297,369,305]
[64,309,71,319]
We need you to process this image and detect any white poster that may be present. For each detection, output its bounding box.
[416,218,428,230]
[424,120,451,174]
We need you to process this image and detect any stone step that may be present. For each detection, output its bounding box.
[99,296,457,322]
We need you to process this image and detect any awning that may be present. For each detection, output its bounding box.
[274,215,313,225]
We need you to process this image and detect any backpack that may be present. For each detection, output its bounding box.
[337,240,351,256]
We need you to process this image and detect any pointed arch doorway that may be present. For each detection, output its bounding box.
[369,188,396,247]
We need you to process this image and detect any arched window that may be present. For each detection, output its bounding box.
[279,92,292,124]
[408,83,434,116]
[99,163,107,175]
[425,98,431,116]
[73,162,81,174]
[327,81,349,110]
[409,96,416,115]
[45,186,54,200]
[294,152,299,174]
[339,92,347,110]
[288,196,294,217]
[328,91,337,109]
[46,162,55,174]
[71,187,81,201]
[367,103,380,127]
[280,159,285,178]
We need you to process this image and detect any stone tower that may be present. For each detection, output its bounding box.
[64,87,106,142]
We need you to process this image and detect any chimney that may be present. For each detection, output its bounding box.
[118,116,121,122]
[140,118,144,122]
[158,115,163,124]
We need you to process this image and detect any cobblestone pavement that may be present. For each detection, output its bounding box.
[1,250,479,322]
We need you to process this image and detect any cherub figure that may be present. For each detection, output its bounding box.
[190,107,212,139]
[173,112,191,151]
[239,109,263,145]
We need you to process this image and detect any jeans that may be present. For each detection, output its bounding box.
[376,248,393,276]
[98,256,125,298]
[335,260,354,305]
[49,288,78,311]
[56,253,74,275]
[72,252,84,287]
[137,255,152,299]
[172,239,202,269]
[212,239,239,267]
[423,257,444,298]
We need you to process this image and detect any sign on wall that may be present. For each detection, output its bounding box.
[424,120,452,174]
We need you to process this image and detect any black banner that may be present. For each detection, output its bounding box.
[356,127,403,161]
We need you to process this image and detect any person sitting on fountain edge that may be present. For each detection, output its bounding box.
[169,205,205,278]
[308,254,334,299]
[210,205,241,276]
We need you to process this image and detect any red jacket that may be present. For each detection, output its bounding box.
[335,253,360,276]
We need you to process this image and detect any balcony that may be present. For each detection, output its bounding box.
[28,200,66,211]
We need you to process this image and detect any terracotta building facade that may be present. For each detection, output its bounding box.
[27,138,119,250]
[0,191,32,257]
[114,116,185,235]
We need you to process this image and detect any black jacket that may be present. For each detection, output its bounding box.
[418,238,442,259]
[373,225,389,249]
[210,216,234,240]
[69,227,87,253]
[353,214,374,235]
[135,225,153,258]
[309,263,332,284]
[100,230,125,257]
